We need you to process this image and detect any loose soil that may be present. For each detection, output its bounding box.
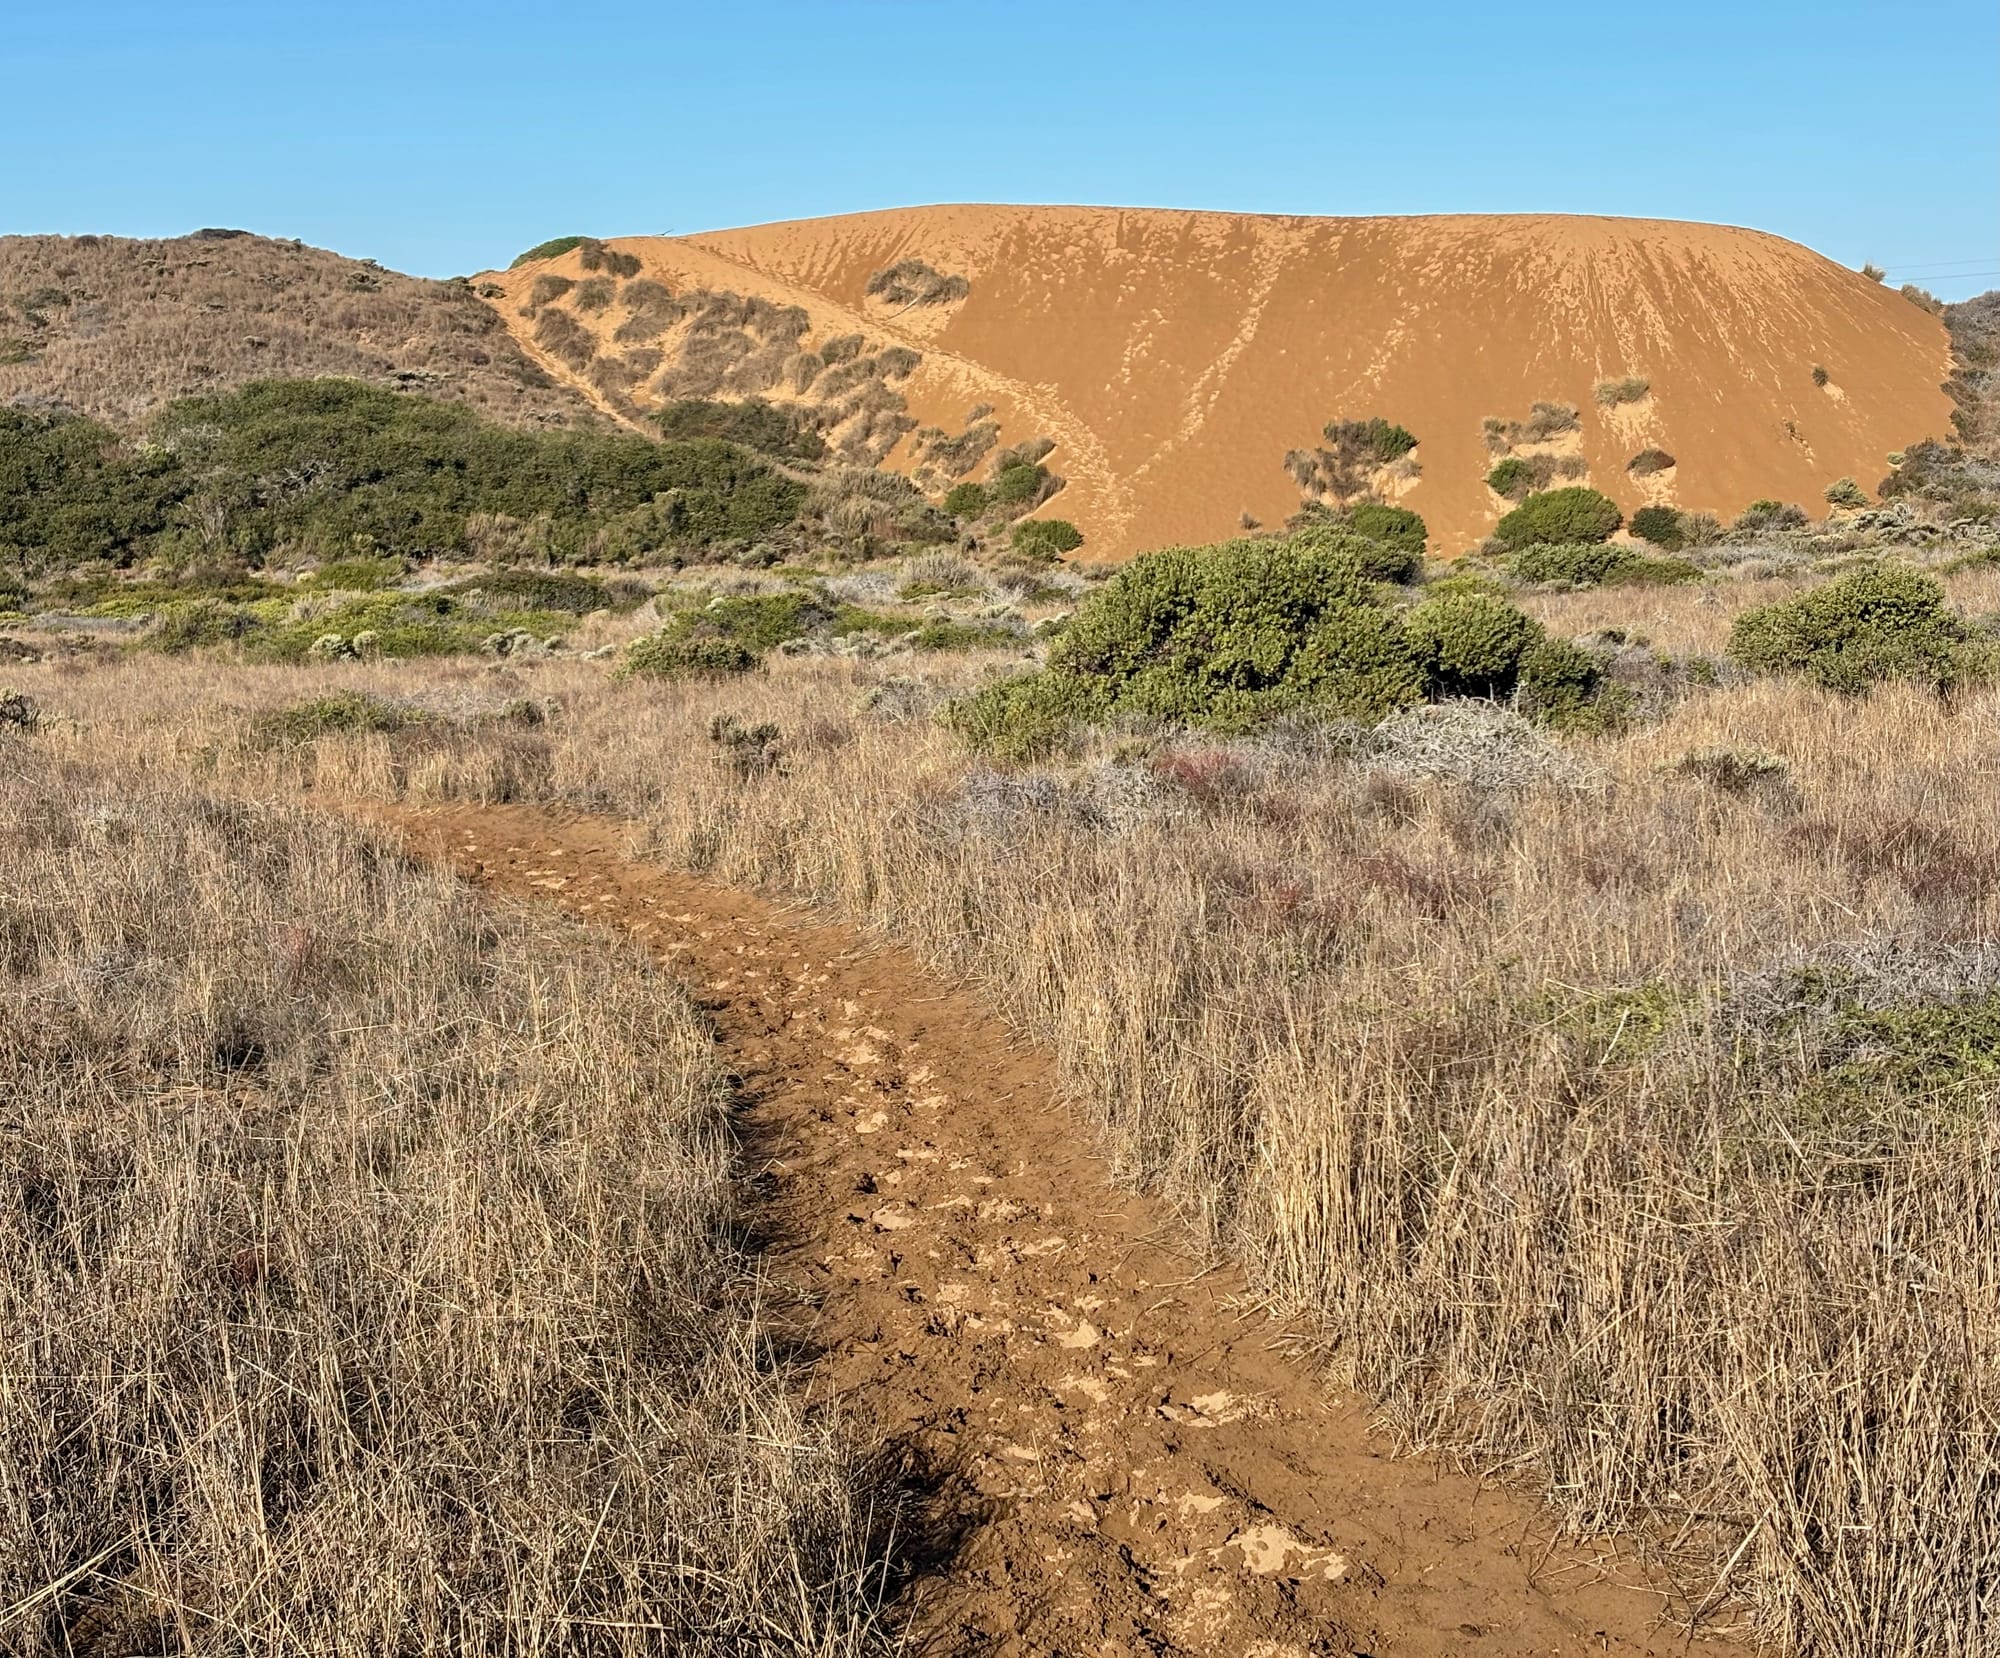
[354,799,1746,1658]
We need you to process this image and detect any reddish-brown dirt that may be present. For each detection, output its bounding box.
[484,206,1954,555]
[357,799,1748,1657]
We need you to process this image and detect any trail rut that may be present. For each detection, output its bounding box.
[356,799,1744,1658]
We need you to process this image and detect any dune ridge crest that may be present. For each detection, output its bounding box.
[486,205,1954,555]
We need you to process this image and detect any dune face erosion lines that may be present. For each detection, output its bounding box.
[359,801,1742,1658]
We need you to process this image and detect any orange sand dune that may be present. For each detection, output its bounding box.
[488,206,1954,556]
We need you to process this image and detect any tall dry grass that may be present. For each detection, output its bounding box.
[14,589,2000,1651]
[0,739,911,1654]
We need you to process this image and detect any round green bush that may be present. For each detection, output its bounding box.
[1515,637,1618,730]
[1344,501,1428,557]
[991,463,1049,507]
[1405,592,1543,697]
[623,632,760,679]
[1495,486,1624,548]
[1728,565,1970,694]
[1485,456,1537,501]
[1630,505,1685,550]
[1011,518,1085,560]
[943,481,989,518]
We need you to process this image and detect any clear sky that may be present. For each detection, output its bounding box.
[5,0,1996,297]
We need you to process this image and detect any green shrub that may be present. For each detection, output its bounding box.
[1494,486,1624,548]
[654,399,827,462]
[677,591,821,653]
[1729,566,1971,694]
[1343,501,1428,556]
[253,692,416,745]
[943,481,989,518]
[306,556,405,592]
[945,669,1111,762]
[1824,476,1869,509]
[147,599,264,654]
[906,618,1021,652]
[623,632,759,679]
[1405,592,1543,697]
[1627,448,1676,476]
[452,569,610,615]
[1515,637,1619,730]
[992,462,1051,508]
[1630,505,1685,550]
[951,538,1425,755]
[0,570,26,612]
[511,236,587,268]
[1011,518,1084,560]
[1812,364,1832,388]
[1734,499,1807,533]
[1486,456,1538,500]
[1509,540,1698,589]
[1325,417,1418,463]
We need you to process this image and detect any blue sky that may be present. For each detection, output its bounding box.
[5,1,1995,296]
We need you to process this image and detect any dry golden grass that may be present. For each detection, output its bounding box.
[12,556,2000,1653]
[0,232,598,430]
[0,740,910,1654]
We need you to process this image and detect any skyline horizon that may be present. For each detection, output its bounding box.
[4,0,1993,301]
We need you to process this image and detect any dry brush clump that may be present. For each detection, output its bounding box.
[0,740,917,1655]
[21,591,2000,1654]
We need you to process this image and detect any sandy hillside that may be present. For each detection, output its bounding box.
[485,207,1955,556]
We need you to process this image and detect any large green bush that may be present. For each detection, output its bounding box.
[1405,593,1542,697]
[1011,518,1084,560]
[942,481,989,518]
[949,538,1425,756]
[1729,566,1973,693]
[1495,486,1624,548]
[949,532,1626,757]
[1629,505,1685,550]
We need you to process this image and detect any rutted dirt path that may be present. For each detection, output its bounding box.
[356,799,1744,1658]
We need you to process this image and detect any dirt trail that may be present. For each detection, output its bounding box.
[356,799,1744,1658]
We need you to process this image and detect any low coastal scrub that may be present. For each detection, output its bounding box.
[947,533,1617,758]
[0,380,805,574]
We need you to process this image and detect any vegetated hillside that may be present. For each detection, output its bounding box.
[484,208,1955,556]
[0,230,601,430]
